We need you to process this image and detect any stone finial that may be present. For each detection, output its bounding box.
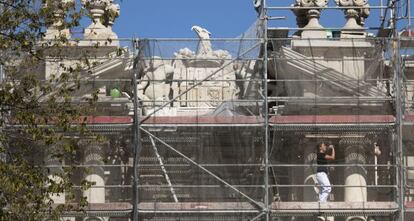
[103,0,120,39]
[291,0,329,38]
[82,0,119,46]
[43,0,75,40]
[335,0,370,30]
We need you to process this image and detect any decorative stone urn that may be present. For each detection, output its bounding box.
[82,0,119,45]
[335,0,370,37]
[43,0,75,40]
[291,0,329,38]
[103,0,120,39]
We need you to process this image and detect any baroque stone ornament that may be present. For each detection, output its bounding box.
[43,0,75,39]
[103,0,120,39]
[253,0,262,15]
[185,25,231,67]
[291,0,329,38]
[82,0,119,45]
[335,0,370,30]
[191,26,213,55]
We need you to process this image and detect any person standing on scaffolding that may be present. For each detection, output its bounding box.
[316,142,335,202]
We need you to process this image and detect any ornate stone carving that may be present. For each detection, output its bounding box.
[137,27,239,115]
[103,0,120,39]
[192,26,213,56]
[253,0,262,15]
[43,0,75,39]
[82,0,119,45]
[335,0,370,30]
[291,0,329,38]
[167,26,238,113]
[138,57,174,112]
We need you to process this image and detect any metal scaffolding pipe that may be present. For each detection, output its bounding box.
[266,6,389,10]
[395,21,406,221]
[249,212,265,221]
[262,1,271,220]
[132,38,141,221]
[149,136,179,202]
[409,0,412,29]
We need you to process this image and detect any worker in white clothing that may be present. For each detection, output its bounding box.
[316,142,335,202]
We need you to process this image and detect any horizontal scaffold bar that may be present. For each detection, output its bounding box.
[59,201,399,217]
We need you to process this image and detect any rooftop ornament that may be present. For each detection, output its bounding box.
[191,26,213,56]
[82,0,119,46]
[335,0,370,36]
[292,0,329,38]
[253,0,263,16]
[43,0,75,40]
[103,0,121,39]
[173,26,231,67]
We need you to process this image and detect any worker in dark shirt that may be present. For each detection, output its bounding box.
[316,142,335,202]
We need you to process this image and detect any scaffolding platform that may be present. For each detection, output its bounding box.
[141,116,264,127]
[270,115,395,132]
[80,115,397,135]
[82,115,396,125]
[61,201,399,217]
[270,201,399,216]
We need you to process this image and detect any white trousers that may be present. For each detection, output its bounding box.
[316,172,331,202]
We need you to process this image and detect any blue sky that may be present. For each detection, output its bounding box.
[113,0,257,38]
[110,0,405,38]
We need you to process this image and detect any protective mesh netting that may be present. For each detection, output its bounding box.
[53,20,412,221]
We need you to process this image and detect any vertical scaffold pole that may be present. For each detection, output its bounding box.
[392,4,405,219]
[396,37,406,221]
[262,0,270,220]
[0,64,3,83]
[408,0,412,34]
[132,38,141,221]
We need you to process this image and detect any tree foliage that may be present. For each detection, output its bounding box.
[0,1,97,220]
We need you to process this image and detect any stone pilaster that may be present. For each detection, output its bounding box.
[81,140,108,221]
[341,138,369,221]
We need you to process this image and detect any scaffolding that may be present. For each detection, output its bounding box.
[3,0,414,221]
